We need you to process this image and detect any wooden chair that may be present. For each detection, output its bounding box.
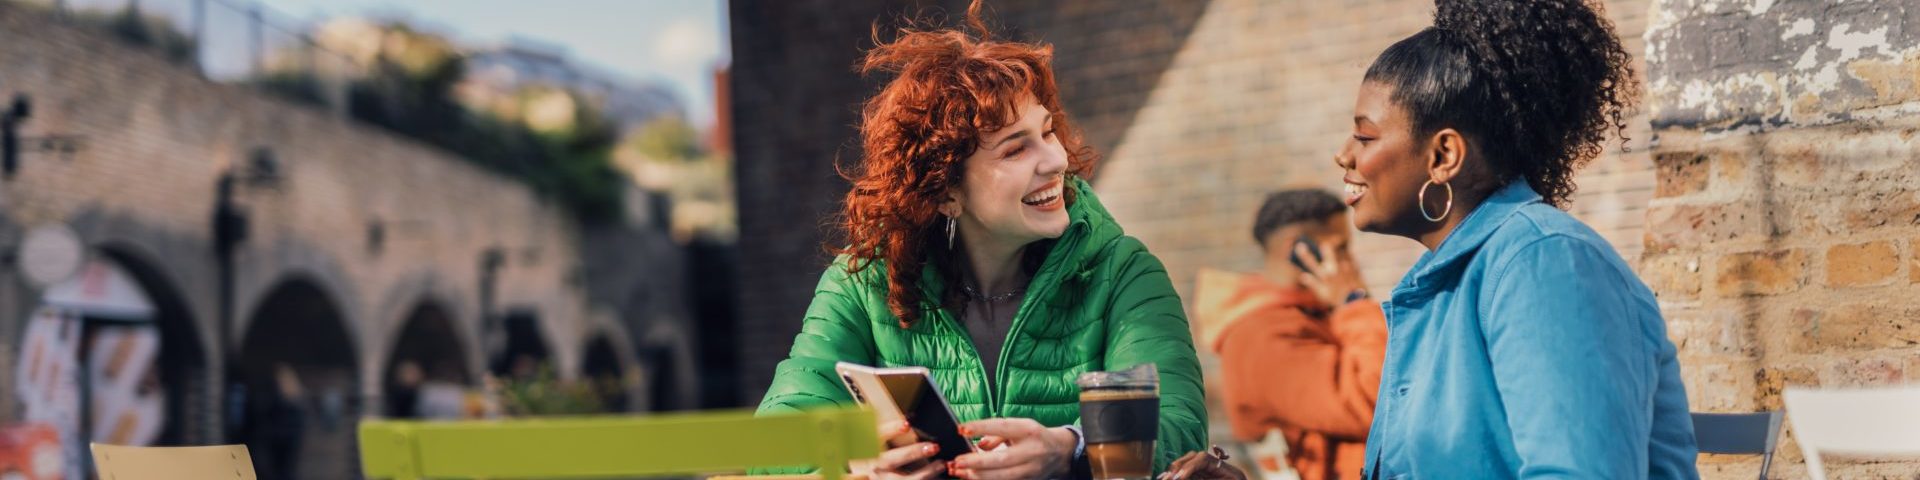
[1690,412,1782,479]
[1783,386,1920,480]
[90,443,257,480]
[360,407,878,479]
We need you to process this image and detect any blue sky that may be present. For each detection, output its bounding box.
[259,0,732,127]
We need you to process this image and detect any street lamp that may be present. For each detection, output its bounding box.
[212,147,279,443]
[1,93,86,179]
[4,94,31,177]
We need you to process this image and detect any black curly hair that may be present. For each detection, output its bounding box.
[1362,0,1637,208]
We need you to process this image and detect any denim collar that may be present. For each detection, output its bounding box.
[1396,180,1543,294]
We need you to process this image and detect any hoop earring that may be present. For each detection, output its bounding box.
[1419,180,1454,222]
[946,216,957,250]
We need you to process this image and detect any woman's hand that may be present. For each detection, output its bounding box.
[948,418,1076,480]
[1294,239,1367,306]
[866,419,947,480]
[1161,450,1248,480]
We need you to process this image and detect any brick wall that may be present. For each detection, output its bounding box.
[1083,0,1655,308]
[1645,0,1920,477]
[730,0,897,401]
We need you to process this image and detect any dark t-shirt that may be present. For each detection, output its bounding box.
[959,294,1020,388]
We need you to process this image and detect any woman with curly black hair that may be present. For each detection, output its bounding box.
[1338,0,1699,478]
[1166,0,1699,479]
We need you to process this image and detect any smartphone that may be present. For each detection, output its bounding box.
[1289,236,1323,273]
[835,362,975,462]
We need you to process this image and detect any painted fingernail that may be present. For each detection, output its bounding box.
[958,426,971,436]
[923,444,938,455]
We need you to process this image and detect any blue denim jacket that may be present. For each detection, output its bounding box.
[1360,181,1699,479]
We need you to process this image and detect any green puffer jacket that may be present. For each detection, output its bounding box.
[756,178,1206,474]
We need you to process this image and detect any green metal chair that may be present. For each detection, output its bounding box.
[359,408,878,480]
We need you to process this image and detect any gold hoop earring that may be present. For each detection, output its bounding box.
[1419,180,1453,222]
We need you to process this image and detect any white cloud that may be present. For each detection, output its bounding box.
[655,18,719,69]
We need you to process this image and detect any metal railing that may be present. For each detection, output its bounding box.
[31,0,365,114]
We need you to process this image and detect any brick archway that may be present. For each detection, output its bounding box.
[232,276,359,480]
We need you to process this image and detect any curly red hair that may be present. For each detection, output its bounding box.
[835,7,1097,326]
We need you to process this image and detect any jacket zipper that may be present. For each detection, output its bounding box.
[993,282,1044,414]
[990,235,1080,416]
[947,224,1085,417]
[944,308,1001,417]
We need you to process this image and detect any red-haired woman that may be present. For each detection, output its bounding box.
[754,9,1207,480]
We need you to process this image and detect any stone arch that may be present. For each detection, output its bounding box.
[579,317,641,413]
[378,300,473,419]
[369,271,481,384]
[23,209,225,446]
[232,275,359,480]
[637,319,700,412]
[88,244,213,446]
[367,272,482,418]
[491,306,561,380]
[232,242,366,356]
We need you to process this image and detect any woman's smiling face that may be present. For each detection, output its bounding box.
[1337,81,1440,236]
[948,97,1073,249]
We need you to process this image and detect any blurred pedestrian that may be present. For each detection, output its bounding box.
[247,364,307,480]
[386,361,423,419]
[1181,189,1386,480]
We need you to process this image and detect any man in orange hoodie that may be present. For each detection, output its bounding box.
[1177,189,1388,480]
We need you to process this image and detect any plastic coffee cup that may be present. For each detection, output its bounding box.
[1077,364,1159,480]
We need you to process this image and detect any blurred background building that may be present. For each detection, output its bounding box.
[0,0,731,478]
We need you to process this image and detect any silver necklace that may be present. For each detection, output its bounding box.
[961,283,1025,303]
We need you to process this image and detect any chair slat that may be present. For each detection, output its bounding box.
[360,407,879,479]
[1690,412,1781,454]
[90,443,258,480]
[1784,386,1920,480]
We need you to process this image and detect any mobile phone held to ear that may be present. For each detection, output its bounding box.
[835,362,976,462]
[1290,236,1323,274]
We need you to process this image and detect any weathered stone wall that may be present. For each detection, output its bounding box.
[1646,0,1920,477]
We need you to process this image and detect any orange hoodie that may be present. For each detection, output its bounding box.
[1195,270,1388,480]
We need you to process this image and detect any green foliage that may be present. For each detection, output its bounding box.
[498,365,608,416]
[249,70,329,107]
[71,4,197,65]
[250,20,626,223]
[626,116,704,162]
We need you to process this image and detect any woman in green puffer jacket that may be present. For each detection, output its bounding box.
[754,8,1207,480]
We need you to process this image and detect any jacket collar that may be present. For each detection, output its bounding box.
[918,176,1118,309]
[1399,180,1542,292]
